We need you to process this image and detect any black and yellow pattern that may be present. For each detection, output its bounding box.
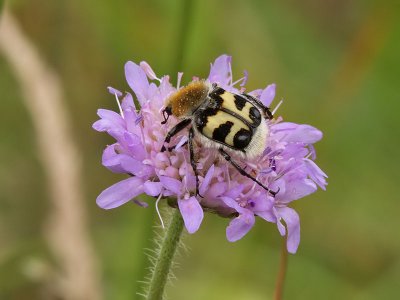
[194,87,262,150]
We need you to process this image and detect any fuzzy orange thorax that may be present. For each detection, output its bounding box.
[167,81,209,118]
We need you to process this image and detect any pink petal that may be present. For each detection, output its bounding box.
[125,61,149,105]
[96,177,144,209]
[224,184,244,199]
[260,83,276,107]
[93,109,125,132]
[143,181,163,196]
[226,210,255,242]
[248,89,262,98]
[178,197,204,234]
[304,159,328,190]
[124,108,139,133]
[107,86,123,97]
[240,70,248,87]
[256,210,276,222]
[121,92,135,110]
[277,178,317,203]
[97,109,124,125]
[288,125,323,144]
[156,75,175,104]
[175,135,188,151]
[102,147,152,177]
[220,196,245,213]
[102,144,125,173]
[248,196,273,212]
[275,207,286,237]
[140,61,158,80]
[119,156,153,177]
[133,199,148,207]
[276,207,300,254]
[159,176,182,195]
[208,54,232,87]
[199,164,215,195]
[206,182,227,199]
[273,123,322,144]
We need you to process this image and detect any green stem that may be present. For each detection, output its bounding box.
[134,206,156,300]
[138,0,195,299]
[172,0,195,73]
[146,208,184,300]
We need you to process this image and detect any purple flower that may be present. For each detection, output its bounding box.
[93,55,327,254]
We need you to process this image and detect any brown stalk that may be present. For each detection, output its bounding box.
[0,9,102,300]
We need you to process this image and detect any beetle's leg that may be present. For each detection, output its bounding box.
[241,94,274,119]
[189,127,203,198]
[219,148,279,197]
[161,119,191,152]
[167,141,188,152]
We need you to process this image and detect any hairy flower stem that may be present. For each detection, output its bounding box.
[273,236,288,300]
[146,208,184,300]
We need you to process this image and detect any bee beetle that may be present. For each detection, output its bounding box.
[160,81,277,197]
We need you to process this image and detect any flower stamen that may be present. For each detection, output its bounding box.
[155,193,165,229]
[114,92,124,118]
[140,61,161,82]
[272,99,284,116]
[229,61,233,85]
[177,72,183,89]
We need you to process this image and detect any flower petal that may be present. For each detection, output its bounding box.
[143,181,163,196]
[102,144,125,173]
[120,156,153,177]
[133,199,149,207]
[248,195,273,212]
[125,61,149,105]
[240,70,248,87]
[93,109,125,132]
[206,182,227,199]
[208,54,232,87]
[159,176,182,195]
[102,146,152,177]
[199,164,215,195]
[276,207,300,254]
[224,184,244,199]
[124,108,139,133]
[140,61,159,81]
[96,177,144,209]
[256,210,276,222]
[226,210,255,242]
[107,86,123,97]
[160,75,175,94]
[260,83,276,107]
[178,197,204,234]
[304,159,328,190]
[175,135,188,151]
[121,92,135,111]
[248,89,262,98]
[220,196,238,208]
[273,123,322,144]
[97,109,125,126]
[289,125,323,144]
[277,178,317,203]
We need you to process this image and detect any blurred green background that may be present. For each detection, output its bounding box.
[1,0,399,299]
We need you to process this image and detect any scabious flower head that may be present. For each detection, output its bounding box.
[93,55,327,254]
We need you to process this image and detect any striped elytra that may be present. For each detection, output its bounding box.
[193,88,262,150]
